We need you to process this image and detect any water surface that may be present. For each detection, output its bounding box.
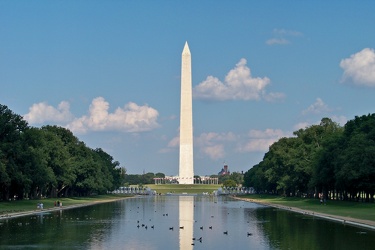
[0,195,374,249]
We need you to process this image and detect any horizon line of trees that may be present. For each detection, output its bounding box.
[0,104,125,201]
[243,115,375,202]
[124,172,244,186]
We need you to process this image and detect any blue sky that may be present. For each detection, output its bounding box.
[1,1,374,175]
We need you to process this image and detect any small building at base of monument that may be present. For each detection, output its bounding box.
[179,176,194,185]
[153,176,219,185]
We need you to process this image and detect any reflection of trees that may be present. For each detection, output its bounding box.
[0,203,119,248]
[253,208,375,250]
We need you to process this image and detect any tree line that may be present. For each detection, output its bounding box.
[124,172,166,186]
[0,104,124,200]
[124,172,244,187]
[243,115,375,202]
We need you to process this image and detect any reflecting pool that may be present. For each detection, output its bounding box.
[0,195,374,249]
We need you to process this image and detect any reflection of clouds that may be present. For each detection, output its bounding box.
[179,196,194,250]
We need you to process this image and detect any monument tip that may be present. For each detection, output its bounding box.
[182,41,190,55]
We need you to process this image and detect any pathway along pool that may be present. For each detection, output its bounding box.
[0,195,374,249]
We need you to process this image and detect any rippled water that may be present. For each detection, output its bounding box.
[0,195,374,249]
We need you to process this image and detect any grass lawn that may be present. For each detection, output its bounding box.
[242,194,375,222]
[0,194,131,215]
[146,184,221,194]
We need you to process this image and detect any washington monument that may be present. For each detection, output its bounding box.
[179,42,194,184]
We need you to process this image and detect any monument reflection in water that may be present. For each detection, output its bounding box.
[179,196,194,250]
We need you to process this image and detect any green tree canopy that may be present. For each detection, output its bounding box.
[243,116,375,202]
[0,104,123,200]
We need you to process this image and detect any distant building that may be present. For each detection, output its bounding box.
[218,165,230,175]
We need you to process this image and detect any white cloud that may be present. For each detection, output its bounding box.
[340,48,375,86]
[302,98,331,115]
[196,132,237,144]
[248,128,285,139]
[24,97,159,134]
[167,136,179,148]
[163,128,289,158]
[263,92,286,102]
[24,101,74,124]
[237,129,287,153]
[266,38,290,45]
[239,139,276,152]
[293,122,310,131]
[272,28,303,37]
[195,132,236,160]
[162,132,236,159]
[266,28,303,46]
[67,97,159,133]
[194,58,283,101]
[331,115,347,126]
[202,144,225,159]
[159,128,180,153]
[294,115,347,131]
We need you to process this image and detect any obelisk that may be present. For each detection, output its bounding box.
[179,41,194,184]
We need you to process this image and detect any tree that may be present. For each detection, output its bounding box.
[125,174,142,185]
[71,142,99,196]
[155,172,165,178]
[21,127,55,198]
[335,114,375,201]
[142,172,156,184]
[218,174,231,184]
[261,137,304,196]
[311,126,343,200]
[229,172,244,186]
[93,148,121,192]
[0,105,123,199]
[40,126,76,197]
[244,156,277,193]
[0,104,29,200]
[223,179,237,188]
[243,118,343,197]
[116,167,127,187]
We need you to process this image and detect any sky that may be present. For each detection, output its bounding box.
[1,1,375,176]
